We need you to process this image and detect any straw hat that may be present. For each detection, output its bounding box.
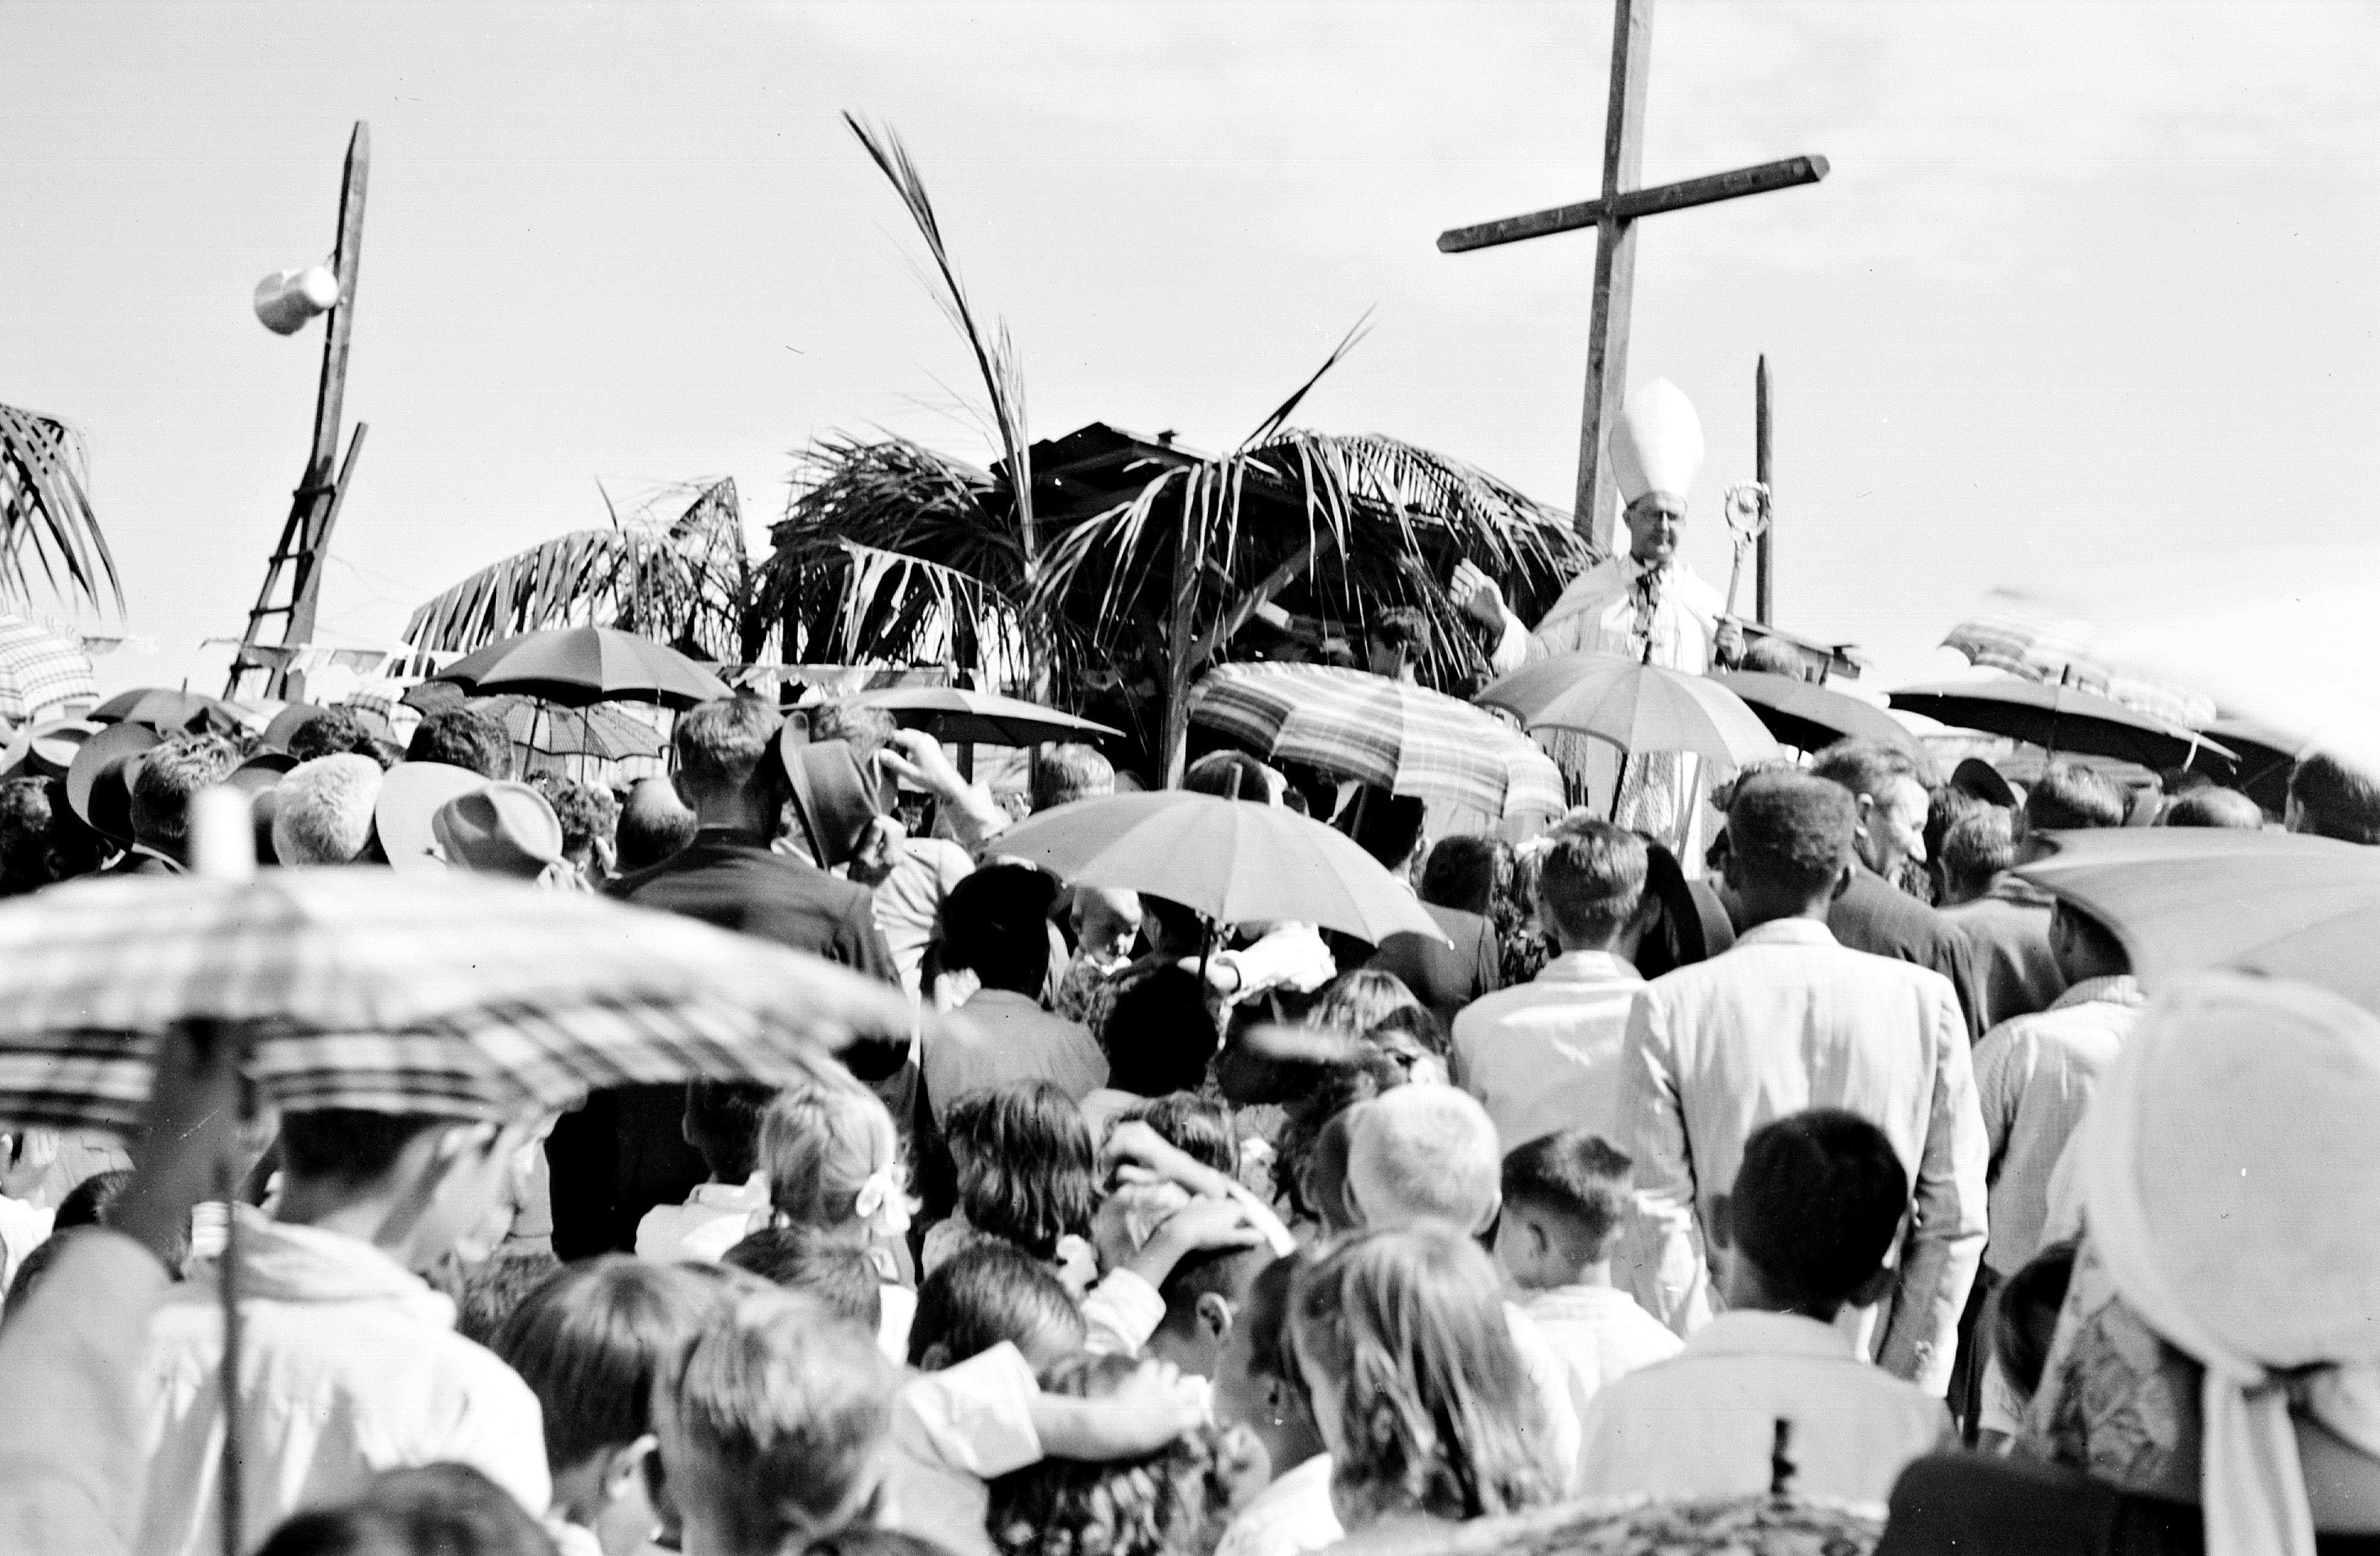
[373,761,494,874]
[0,718,101,783]
[65,721,161,843]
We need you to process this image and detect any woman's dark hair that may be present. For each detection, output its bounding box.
[944,1082,1102,1261]
[910,1241,1086,1369]
[1238,1251,1305,1388]
[939,865,1061,995]
[988,1352,1227,1556]
[1364,1004,1448,1060]
[1271,1052,1406,1217]
[54,1168,134,1231]
[256,1463,558,1556]
[1418,835,1506,916]
[1995,1240,2078,1399]
[1100,966,1219,1096]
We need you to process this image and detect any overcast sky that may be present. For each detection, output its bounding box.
[5,0,2376,697]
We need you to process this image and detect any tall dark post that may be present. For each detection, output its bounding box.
[1754,355,1774,625]
[1573,0,1654,553]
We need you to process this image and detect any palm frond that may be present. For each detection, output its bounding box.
[843,114,1038,574]
[1240,310,1375,449]
[0,403,123,616]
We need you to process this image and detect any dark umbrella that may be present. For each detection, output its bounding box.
[262,702,331,752]
[2206,715,2306,815]
[1710,671,1913,754]
[846,685,1120,747]
[1886,679,2236,772]
[432,627,731,710]
[90,687,242,736]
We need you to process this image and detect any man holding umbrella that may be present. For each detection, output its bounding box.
[1466,380,1743,853]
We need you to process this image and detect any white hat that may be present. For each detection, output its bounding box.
[1607,379,1705,509]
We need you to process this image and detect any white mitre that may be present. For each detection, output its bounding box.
[1608,379,1705,508]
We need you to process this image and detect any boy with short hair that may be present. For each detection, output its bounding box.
[1496,1131,1682,1387]
[494,1256,722,1556]
[1575,1109,1953,1507]
[634,1079,775,1265]
[135,1109,551,1556]
[722,1225,885,1335]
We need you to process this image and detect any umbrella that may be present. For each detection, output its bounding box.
[0,615,94,724]
[1189,662,1564,822]
[1943,609,2217,729]
[1476,653,1782,771]
[1885,679,2236,773]
[432,626,731,710]
[2206,714,2307,815]
[2016,826,2380,1011]
[1710,671,1914,755]
[90,685,242,736]
[846,685,1119,747]
[262,701,331,751]
[989,791,1445,944]
[0,867,916,1132]
[400,679,468,714]
[468,693,666,763]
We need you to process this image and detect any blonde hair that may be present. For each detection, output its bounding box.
[653,1288,894,1555]
[1288,1226,1558,1526]
[758,1079,904,1233]
[1345,1085,1502,1233]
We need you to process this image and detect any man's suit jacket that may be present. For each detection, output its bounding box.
[1366,903,1502,1033]
[1616,917,1988,1396]
[1829,867,1989,1043]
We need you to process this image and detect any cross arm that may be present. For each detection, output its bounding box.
[1437,153,1829,254]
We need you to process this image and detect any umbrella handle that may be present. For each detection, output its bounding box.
[218,1150,244,1556]
[1610,750,1630,822]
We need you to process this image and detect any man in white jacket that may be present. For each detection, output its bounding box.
[134,1107,552,1556]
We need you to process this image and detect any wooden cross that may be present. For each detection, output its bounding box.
[1439,0,1827,551]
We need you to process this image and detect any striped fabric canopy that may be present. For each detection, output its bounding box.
[0,614,94,725]
[1946,610,2216,730]
[1189,661,1565,822]
[0,868,915,1130]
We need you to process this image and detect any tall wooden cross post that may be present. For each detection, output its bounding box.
[1439,0,1828,553]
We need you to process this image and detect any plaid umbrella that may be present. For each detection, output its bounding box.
[469,693,666,761]
[0,615,94,725]
[0,867,914,1132]
[1944,609,2216,730]
[1190,663,1564,823]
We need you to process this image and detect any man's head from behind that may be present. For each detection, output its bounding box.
[1938,806,2015,906]
[1808,740,1930,877]
[406,709,513,780]
[1494,1131,1633,1292]
[2162,785,2265,830]
[722,1227,884,1333]
[807,701,900,766]
[2287,750,2380,845]
[1722,771,1856,923]
[272,753,383,865]
[1343,1085,1502,1236]
[654,1288,897,1556]
[907,1241,1087,1374]
[2022,761,2128,849]
[1148,1234,1275,1382]
[617,776,699,872]
[2049,899,2130,985]
[1032,743,1115,813]
[131,733,240,855]
[683,1079,775,1184]
[672,696,786,817]
[1363,606,1432,678]
[1418,834,1503,916]
[1535,821,1651,956]
[275,1107,544,1274]
[937,863,1060,996]
[1715,1109,1906,1323]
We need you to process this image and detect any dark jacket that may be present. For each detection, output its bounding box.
[1366,903,1503,1034]
[1829,866,1988,1043]
[1940,874,2067,1031]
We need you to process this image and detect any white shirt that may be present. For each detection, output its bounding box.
[886,1341,1045,1556]
[1618,917,1988,1396]
[924,990,1109,1125]
[135,1209,549,1556]
[1215,1452,1342,1556]
[1575,1310,1952,1511]
[1521,1283,1683,1388]
[1974,975,2145,1277]
[1453,950,1646,1150]
[0,1194,54,1293]
[1503,1300,1589,1492]
[1489,554,1727,675]
[634,1173,771,1265]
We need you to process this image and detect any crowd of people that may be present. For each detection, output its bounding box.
[0,674,2373,1556]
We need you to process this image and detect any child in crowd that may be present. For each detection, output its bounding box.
[927,1082,1103,1292]
[493,1256,721,1556]
[634,1080,775,1265]
[654,1287,899,1556]
[456,1242,565,1347]
[724,1226,885,1337]
[1286,1225,1562,1535]
[753,1078,919,1358]
[1208,1255,1341,1556]
[1573,1109,1954,1507]
[1079,969,1223,1141]
[1340,1085,1592,1481]
[1053,887,1143,1026]
[1496,1131,1682,1387]
[987,1353,1231,1556]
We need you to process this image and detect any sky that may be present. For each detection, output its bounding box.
[4,0,2376,700]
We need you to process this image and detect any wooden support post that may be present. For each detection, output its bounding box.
[1755,356,1774,625]
[1574,0,1654,555]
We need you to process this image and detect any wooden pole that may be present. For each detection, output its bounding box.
[1574,0,1654,554]
[1755,356,1774,625]
[280,122,369,671]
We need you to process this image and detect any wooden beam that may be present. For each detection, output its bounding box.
[1573,0,1654,552]
[278,122,369,685]
[1436,155,1830,254]
[1754,356,1774,625]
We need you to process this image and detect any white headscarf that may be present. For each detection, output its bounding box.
[2075,972,2380,1556]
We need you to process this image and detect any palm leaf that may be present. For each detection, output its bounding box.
[0,403,123,615]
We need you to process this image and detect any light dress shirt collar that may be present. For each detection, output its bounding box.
[1731,917,1840,951]
[2047,974,2146,1012]
[1217,1452,1342,1556]
[1683,1309,1857,1360]
[1535,949,1643,987]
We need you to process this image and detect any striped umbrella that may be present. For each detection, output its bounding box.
[0,614,94,724]
[1944,610,2216,730]
[0,868,915,1131]
[1189,662,1564,822]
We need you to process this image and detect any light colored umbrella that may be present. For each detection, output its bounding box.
[846,685,1119,746]
[1943,609,2216,729]
[90,685,242,735]
[2016,826,2380,1009]
[1886,678,2235,772]
[433,626,731,710]
[1477,652,1782,769]
[1190,661,1565,822]
[0,614,94,724]
[991,790,1445,944]
[1710,671,1914,754]
[468,693,666,763]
